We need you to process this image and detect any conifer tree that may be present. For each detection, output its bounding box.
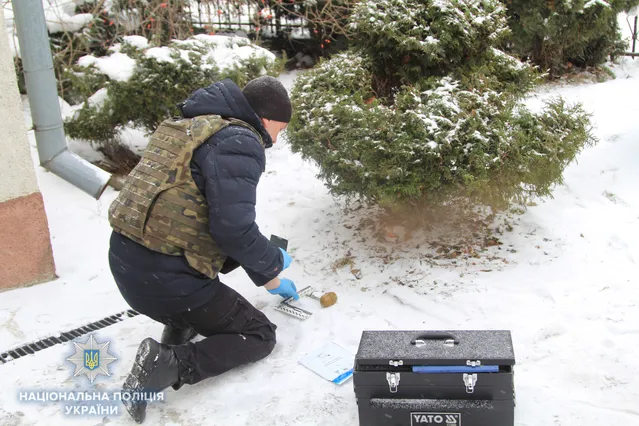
[504,0,639,76]
[286,0,596,210]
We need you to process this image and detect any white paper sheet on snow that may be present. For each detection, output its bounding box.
[298,341,355,385]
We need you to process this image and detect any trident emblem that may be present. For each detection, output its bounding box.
[84,350,100,370]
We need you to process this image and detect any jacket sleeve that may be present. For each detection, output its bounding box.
[199,127,284,285]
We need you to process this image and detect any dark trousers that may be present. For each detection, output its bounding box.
[147,282,277,387]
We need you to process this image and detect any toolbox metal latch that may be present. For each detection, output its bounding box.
[386,372,400,393]
[466,360,481,367]
[388,359,403,367]
[463,373,477,393]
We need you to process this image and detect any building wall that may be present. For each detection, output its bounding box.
[0,14,39,203]
[0,11,56,289]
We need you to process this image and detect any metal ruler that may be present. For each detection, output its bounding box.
[273,286,319,320]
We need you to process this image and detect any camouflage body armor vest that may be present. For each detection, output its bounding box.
[108,114,263,279]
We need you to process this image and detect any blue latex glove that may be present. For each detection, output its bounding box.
[267,278,299,300]
[279,248,292,270]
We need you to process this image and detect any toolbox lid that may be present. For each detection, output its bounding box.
[355,330,515,366]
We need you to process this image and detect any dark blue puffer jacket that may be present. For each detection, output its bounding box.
[108,79,284,317]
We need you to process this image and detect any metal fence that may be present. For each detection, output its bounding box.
[625,15,638,57]
[187,0,311,40]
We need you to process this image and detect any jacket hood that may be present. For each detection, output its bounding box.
[178,79,273,148]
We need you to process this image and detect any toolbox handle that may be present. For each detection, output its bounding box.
[410,332,459,347]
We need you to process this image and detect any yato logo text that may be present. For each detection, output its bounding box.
[412,413,460,425]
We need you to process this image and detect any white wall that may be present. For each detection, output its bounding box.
[0,11,39,204]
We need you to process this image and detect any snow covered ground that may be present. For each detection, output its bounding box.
[1,57,639,425]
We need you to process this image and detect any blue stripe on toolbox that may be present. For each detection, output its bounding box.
[412,366,499,373]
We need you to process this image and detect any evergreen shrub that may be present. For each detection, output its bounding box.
[286,0,596,210]
[64,35,283,166]
[504,0,639,76]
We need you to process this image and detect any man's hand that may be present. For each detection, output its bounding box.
[264,277,299,300]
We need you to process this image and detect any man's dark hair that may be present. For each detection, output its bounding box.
[242,76,292,123]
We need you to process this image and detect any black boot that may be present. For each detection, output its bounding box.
[160,325,198,346]
[121,338,180,424]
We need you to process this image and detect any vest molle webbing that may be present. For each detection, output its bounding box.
[108,114,263,279]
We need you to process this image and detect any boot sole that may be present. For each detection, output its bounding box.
[121,338,159,424]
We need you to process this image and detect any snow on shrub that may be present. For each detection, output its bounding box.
[64,34,283,169]
[504,0,639,77]
[287,0,596,210]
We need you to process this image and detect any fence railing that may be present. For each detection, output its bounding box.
[188,0,311,40]
[103,1,354,52]
[624,15,638,57]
